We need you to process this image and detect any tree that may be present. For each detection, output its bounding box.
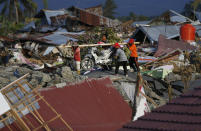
[103,0,117,19]
[43,0,48,9]
[192,0,201,10]
[0,0,37,23]
[183,0,201,19]
[183,1,193,17]
[137,15,149,21]
[129,12,137,21]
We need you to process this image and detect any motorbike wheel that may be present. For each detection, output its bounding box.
[81,57,95,71]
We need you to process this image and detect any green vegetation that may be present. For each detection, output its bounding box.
[182,0,201,20]
[43,0,48,9]
[103,0,117,19]
[0,0,37,23]
[0,20,24,36]
[0,0,44,36]
[118,12,149,22]
[78,27,121,44]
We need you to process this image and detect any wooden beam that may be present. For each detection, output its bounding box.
[63,42,140,48]
[139,91,158,108]
[35,90,74,131]
[11,109,31,131]
[1,73,29,93]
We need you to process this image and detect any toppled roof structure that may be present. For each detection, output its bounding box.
[154,35,197,57]
[85,5,103,16]
[0,74,72,131]
[132,10,191,28]
[15,28,84,45]
[118,84,201,131]
[149,10,191,25]
[133,25,180,43]
[35,9,69,26]
[69,6,121,27]
[133,24,201,43]
[39,77,132,131]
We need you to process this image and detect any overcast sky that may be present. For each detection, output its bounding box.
[33,0,192,16]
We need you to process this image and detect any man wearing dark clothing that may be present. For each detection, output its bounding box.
[113,43,128,77]
[129,57,139,72]
[128,39,139,72]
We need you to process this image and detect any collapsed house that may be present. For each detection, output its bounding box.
[0,4,123,70]
[132,9,196,28]
[0,4,200,131]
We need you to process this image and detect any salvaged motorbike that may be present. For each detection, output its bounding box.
[81,47,113,71]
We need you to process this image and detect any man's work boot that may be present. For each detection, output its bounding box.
[77,70,80,75]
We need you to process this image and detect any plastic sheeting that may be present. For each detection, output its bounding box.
[120,82,150,121]
[0,92,10,115]
[133,87,150,121]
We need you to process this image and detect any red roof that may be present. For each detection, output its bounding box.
[118,86,201,131]
[154,35,197,57]
[39,77,132,131]
[1,77,131,131]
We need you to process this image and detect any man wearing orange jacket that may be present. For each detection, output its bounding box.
[128,38,139,72]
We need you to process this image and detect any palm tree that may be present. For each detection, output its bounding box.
[0,0,37,23]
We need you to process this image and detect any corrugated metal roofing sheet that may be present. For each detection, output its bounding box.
[134,24,201,43]
[170,16,186,23]
[74,7,121,27]
[15,28,84,45]
[20,21,36,32]
[43,9,66,25]
[194,25,201,37]
[169,10,188,23]
[118,85,201,131]
[154,35,197,57]
[132,20,152,27]
[38,26,57,33]
[38,77,132,131]
[138,25,180,42]
[42,28,78,45]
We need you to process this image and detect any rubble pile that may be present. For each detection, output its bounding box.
[1,4,201,129]
[0,65,87,88]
